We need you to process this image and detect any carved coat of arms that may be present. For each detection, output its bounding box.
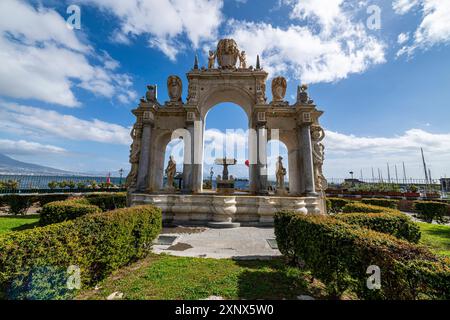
[216,39,239,69]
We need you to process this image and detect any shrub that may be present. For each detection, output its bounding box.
[36,194,71,207]
[48,181,58,190]
[0,205,162,300]
[335,212,421,243]
[414,201,449,224]
[274,210,297,263]
[326,198,350,213]
[342,202,397,214]
[39,200,101,226]
[0,195,36,215]
[276,212,450,299]
[361,198,399,209]
[83,192,127,212]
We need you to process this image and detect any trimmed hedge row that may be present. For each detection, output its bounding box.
[275,211,450,299]
[0,205,162,300]
[361,198,399,209]
[0,194,72,214]
[342,202,398,214]
[82,192,127,211]
[335,212,421,243]
[326,198,350,213]
[39,200,102,226]
[0,195,36,215]
[414,201,449,224]
[0,193,125,215]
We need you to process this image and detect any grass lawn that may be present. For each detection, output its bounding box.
[0,215,40,235]
[418,222,450,257]
[78,254,327,300]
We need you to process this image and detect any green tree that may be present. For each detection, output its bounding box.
[48,181,58,190]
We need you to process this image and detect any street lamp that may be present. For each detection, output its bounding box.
[349,171,354,180]
[119,168,124,186]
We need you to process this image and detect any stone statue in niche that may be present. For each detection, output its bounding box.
[271,76,287,102]
[208,50,216,69]
[126,124,141,189]
[165,155,177,190]
[146,85,157,102]
[216,39,239,69]
[276,156,287,195]
[238,51,247,69]
[311,125,328,192]
[167,75,182,102]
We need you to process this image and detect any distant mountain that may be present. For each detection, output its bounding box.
[0,153,76,176]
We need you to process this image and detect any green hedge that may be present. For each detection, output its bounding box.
[82,192,127,212]
[326,198,350,213]
[361,198,399,209]
[335,212,421,243]
[0,195,35,215]
[39,200,102,226]
[0,194,72,215]
[0,193,124,215]
[36,194,71,207]
[414,201,449,224]
[274,210,297,263]
[342,202,398,214]
[274,211,450,299]
[0,205,162,300]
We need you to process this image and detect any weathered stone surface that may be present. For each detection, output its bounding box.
[127,39,328,220]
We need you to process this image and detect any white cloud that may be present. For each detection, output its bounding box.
[0,101,130,145]
[324,129,450,178]
[286,0,344,33]
[0,0,137,106]
[397,32,409,44]
[393,0,421,15]
[81,0,223,60]
[394,0,450,56]
[225,0,385,83]
[0,139,67,156]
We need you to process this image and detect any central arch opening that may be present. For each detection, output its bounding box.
[202,103,250,192]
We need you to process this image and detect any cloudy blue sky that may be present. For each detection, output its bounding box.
[0,0,449,179]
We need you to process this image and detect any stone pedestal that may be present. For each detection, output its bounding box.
[129,193,325,226]
[276,188,288,196]
[216,179,235,194]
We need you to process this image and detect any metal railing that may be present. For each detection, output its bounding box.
[0,175,126,194]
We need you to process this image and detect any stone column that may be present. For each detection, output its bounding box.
[248,127,259,194]
[300,124,317,196]
[192,120,204,193]
[136,124,152,192]
[182,124,195,193]
[249,125,268,195]
[257,125,268,195]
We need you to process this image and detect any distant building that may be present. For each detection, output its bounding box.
[344,178,363,185]
[441,178,450,192]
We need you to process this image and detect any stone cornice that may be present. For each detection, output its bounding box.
[187,68,268,80]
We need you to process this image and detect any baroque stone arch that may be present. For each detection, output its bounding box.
[198,84,255,121]
[127,39,326,217]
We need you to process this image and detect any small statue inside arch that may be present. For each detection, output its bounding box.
[165,155,177,191]
[276,156,287,195]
